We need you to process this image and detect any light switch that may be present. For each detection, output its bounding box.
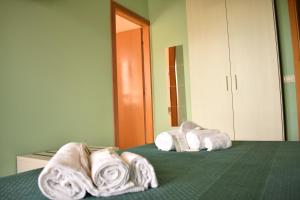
[283,75,295,83]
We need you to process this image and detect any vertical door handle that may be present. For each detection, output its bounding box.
[225,76,229,91]
[235,74,238,90]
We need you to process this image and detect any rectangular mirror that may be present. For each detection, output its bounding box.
[166,45,187,126]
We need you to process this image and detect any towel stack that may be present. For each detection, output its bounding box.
[38,143,158,200]
[155,121,232,152]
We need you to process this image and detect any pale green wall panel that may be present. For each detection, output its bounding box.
[275,0,299,140]
[283,84,299,140]
[148,0,191,135]
[0,0,149,177]
[0,0,114,177]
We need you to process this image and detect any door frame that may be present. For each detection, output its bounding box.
[167,47,179,126]
[288,0,300,139]
[111,1,154,147]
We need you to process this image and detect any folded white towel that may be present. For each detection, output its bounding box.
[186,129,221,151]
[172,132,191,152]
[121,152,158,189]
[180,121,203,134]
[154,129,179,151]
[204,132,232,151]
[90,149,144,197]
[38,143,98,200]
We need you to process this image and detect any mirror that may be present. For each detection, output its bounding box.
[166,45,187,126]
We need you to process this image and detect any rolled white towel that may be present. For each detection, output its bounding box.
[121,152,158,189]
[179,121,203,134]
[186,131,201,151]
[90,149,144,197]
[186,129,221,151]
[38,143,98,200]
[154,129,179,151]
[204,132,232,151]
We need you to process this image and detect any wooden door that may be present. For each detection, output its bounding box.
[116,28,146,149]
[226,0,284,140]
[186,0,235,139]
[168,47,179,126]
[288,0,300,139]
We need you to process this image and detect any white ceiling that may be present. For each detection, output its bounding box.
[116,15,141,33]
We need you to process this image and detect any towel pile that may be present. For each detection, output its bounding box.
[38,143,158,200]
[155,121,232,152]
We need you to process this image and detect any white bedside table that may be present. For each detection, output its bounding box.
[16,146,115,173]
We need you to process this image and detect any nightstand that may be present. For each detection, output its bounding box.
[16,146,115,173]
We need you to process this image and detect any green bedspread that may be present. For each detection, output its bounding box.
[1,141,300,200]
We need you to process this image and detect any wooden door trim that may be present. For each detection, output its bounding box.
[113,2,149,26]
[168,47,179,126]
[288,0,300,139]
[111,1,154,147]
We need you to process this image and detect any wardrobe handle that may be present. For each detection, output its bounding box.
[235,74,238,90]
[225,76,229,91]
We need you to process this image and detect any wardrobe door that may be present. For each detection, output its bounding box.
[226,0,284,140]
[186,0,234,138]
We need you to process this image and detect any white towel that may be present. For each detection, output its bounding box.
[179,121,203,134]
[172,132,191,152]
[38,143,98,200]
[186,129,221,151]
[121,152,158,189]
[90,149,144,197]
[154,129,179,151]
[204,132,232,151]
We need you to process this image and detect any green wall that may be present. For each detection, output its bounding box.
[275,0,299,141]
[148,0,191,134]
[0,0,148,177]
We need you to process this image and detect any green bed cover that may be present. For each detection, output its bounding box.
[1,141,300,200]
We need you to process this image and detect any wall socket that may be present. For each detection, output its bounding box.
[283,75,295,83]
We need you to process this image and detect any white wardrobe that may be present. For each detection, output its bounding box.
[186,0,284,141]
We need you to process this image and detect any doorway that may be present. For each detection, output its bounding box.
[111,2,154,149]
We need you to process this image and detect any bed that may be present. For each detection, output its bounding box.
[1,141,300,200]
